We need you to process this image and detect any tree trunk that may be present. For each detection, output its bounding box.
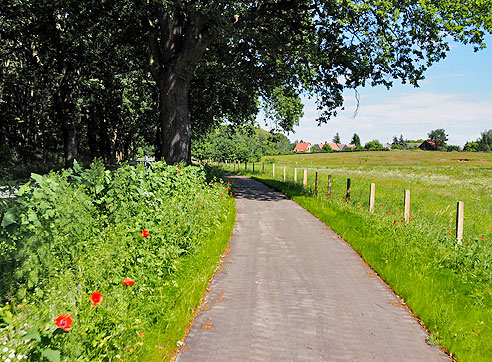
[54,82,78,169]
[158,71,192,164]
[62,120,77,169]
[87,105,98,161]
[146,8,210,164]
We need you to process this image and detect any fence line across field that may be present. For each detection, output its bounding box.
[218,160,467,244]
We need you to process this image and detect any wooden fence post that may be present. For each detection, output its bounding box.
[404,190,410,222]
[328,175,332,194]
[283,166,286,182]
[238,160,241,170]
[303,169,307,187]
[369,183,375,213]
[315,172,318,192]
[456,201,464,244]
[262,162,265,174]
[245,161,247,171]
[253,162,255,172]
[272,164,275,177]
[294,168,297,183]
[346,178,351,201]
[234,161,236,171]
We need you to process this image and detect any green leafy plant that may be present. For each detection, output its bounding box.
[0,161,234,361]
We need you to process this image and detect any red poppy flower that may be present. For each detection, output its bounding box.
[89,291,103,307]
[55,314,73,331]
[401,219,404,223]
[122,278,135,286]
[386,211,389,214]
[220,195,224,198]
[139,332,144,338]
[481,236,484,240]
[394,220,398,224]
[140,229,150,238]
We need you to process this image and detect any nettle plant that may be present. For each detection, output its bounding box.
[0,161,232,361]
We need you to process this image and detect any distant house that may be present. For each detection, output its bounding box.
[407,142,423,148]
[339,144,356,151]
[419,140,437,151]
[310,143,324,152]
[293,142,312,153]
[323,142,340,151]
[384,143,392,149]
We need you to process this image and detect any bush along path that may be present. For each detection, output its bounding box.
[0,161,235,361]
[176,175,449,362]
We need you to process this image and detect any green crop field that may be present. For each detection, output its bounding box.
[224,150,492,362]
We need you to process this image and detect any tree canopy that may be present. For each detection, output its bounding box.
[428,129,448,150]
[351,133,361,147]
[2,0,491,166]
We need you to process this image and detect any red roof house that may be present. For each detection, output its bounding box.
[324,142,340,151]
[293,142,312,153]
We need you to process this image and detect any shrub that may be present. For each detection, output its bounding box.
[0,161,233,361]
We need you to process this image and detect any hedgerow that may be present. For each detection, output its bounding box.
[0,160,234,361]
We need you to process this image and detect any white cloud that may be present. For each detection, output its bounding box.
[291,91,492,146]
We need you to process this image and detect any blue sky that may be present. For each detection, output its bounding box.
[275,35,492,147]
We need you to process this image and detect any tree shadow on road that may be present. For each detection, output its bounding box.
[227,175,308,202]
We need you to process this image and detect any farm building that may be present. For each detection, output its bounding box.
[419,140,437,151]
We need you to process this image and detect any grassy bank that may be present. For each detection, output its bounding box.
[0,161,235,361]
[223,151,492,362]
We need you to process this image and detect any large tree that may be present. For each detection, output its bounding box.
[142,0,491,163]
[428,129,448,150]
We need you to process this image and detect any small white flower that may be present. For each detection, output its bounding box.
[2,347,8,352]
[6,358,12,362]
[8,352,15,359]
[17,355,24,360]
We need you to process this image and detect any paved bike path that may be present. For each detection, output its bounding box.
[176,175,449,362]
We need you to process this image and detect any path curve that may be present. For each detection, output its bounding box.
[176,175,449,362]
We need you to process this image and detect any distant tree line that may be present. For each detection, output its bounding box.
[463,130,492,152]
[192,126,293,162]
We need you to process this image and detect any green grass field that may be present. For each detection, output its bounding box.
[224,150,492,362]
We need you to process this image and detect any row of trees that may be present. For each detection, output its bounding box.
[2,1,491,167]
[464,130,492,152]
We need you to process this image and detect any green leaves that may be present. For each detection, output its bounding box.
[0,161,234,360]
[22,328,41,342]
[1,209,15,227]
[40,349,60,362]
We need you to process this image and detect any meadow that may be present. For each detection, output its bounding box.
[0,161,235,361]
[225,150,492,362]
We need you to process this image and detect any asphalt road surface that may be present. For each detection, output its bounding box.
[176,175,449,362]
